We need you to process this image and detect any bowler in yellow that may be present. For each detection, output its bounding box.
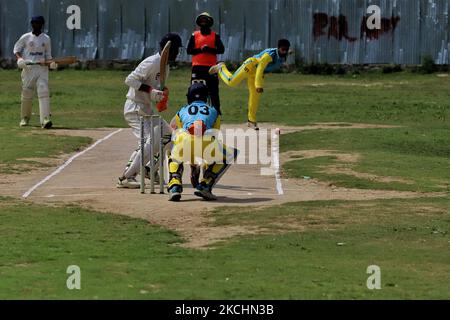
[209,39,291,130]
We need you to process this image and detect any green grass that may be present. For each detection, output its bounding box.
[1,69,450,128]
[2,69,450,299]
[0,198,449,299]
[0,128,91,174]
[281,127,450,192]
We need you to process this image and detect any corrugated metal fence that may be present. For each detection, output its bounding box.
[1,0,449,64]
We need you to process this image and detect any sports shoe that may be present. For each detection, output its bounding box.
[247,120,260,131]
[209,62,225,75]
[117,177,140,189]
[194,183,218,201]
[42,117,53,129]
[190,165,201,188]
[169,185,182,202]
[20,117,30,127]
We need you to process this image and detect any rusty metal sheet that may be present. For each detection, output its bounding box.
[2,0,450,65]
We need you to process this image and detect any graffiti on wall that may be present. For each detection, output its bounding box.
[313,13,401,42]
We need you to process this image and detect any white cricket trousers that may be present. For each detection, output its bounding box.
[21,65,51,125]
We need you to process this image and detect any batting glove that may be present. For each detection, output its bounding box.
[152,89,167,103]
[156,88,170,112]
[49,62,58,70]
[17,58,28,69]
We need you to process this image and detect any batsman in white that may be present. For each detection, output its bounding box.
[14,16,58,129]
[117,33,183,189]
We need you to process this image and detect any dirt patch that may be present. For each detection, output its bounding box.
[0,123,441,249]
[262,122,400,135]
[281,150,361,164]
[324,166,415,185]
[308,82,409,88]
[282,149,415,186]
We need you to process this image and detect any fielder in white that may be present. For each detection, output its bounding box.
[117,33,183,189]
[14,16,58,129]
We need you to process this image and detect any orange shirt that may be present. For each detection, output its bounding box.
[192,31,218,67]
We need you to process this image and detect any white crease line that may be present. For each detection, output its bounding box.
[31,193,285,199]
[22,129,123,199]
[272,131,284,195]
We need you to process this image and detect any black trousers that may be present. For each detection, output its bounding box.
[191,65,221,115]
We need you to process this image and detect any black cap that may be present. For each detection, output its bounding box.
[187,83,209,104]
[278,39,291,48]
[31,16,45,25]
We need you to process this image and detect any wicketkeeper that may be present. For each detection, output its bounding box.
[168,83,238,202]
[14,16,58,129]
[117,33,183,189]
[209,39,291,130]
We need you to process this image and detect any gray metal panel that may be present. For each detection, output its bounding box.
[48,0,98,60]
[168,0,197,62]
[220,0,245,62]
[420,0,449,64]
[98,0,145,60]
[340,0,366,64]
[3,0,450,65]
[97,0,121,59]
[363,0,395,64]
[1,0,49,59]
[0,0,5,58]
[144,0,169,57]
[120,0,146,60]
[310,0,338,63]
[242,0,270,57]
[297,0,314,64]
[392,0,421,64]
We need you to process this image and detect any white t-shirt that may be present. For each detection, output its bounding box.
[14,32,52,63]
[125,52,169,114]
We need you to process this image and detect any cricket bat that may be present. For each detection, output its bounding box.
[26,56,78,66]
[159,41,171,90]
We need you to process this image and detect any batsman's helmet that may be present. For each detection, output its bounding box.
[160,33,183,50]
[187,83,209,104]
[196,12,214,27]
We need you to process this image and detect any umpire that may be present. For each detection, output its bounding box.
[187,12,225,114]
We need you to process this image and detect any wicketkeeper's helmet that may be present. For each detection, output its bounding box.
[187,83,209,104]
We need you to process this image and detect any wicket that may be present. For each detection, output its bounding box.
[140,115,165,195]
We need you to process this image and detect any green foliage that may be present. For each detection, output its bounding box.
[420,55,438,74]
